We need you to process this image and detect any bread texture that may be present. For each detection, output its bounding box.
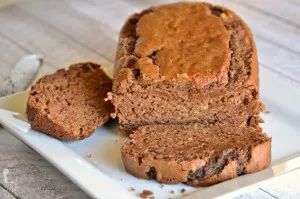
[109,2,263,133]
[27,62,113,140]
[121,124,271,186]
[115,2,271,186]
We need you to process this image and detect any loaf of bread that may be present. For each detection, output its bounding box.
[113,2,271,186]
[27,62,113,140]
[109,2,263,134]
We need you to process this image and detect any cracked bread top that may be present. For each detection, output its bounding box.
[135,3,230,86]
[114,2,258,91]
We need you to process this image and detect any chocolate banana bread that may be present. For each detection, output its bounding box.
[27,62,113,140]
[109,2,264,133]
[121,124,271,186]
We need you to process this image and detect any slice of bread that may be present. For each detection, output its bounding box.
[121,124,271,186]
[27,62,113,140]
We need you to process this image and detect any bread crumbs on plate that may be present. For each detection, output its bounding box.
[140,190,153,198]
[128,187,135,191]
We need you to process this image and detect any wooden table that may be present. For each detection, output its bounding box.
[0,0,299,198]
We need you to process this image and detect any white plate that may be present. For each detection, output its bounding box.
[0,67,300,199]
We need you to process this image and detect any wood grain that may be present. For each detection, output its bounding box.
[0,186,15,199]
[236,0,300,27]
[0,5,113,75]
[17,0,118,62]
[225,1,300,54]
[0,34,28,80]
[0,129,89,199]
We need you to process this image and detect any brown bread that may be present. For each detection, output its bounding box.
[27,62,113,140]
[121,124,271,186]
[116,2,271,186]
[109,2,263,133]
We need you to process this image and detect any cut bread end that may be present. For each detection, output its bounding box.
[27,62,113,140]
[121,124,271,186]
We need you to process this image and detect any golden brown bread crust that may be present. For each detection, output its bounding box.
[27,62,113,140]
[121,124,271,186]
[110,2,262,133]
[114,2,259,90]
[133,3,231,87]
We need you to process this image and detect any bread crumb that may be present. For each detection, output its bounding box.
[170,190,174,194]
[140,190,153,198]
[180,188,186,193]
[264,110,271,114]
[128,187,135,191]
[159,184,164,188]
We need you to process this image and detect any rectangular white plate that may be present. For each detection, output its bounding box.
[0,66,300,199]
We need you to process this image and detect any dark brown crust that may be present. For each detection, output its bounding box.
[210,5,259,92]
[27,62,113,140]
[188,141,271,186]
[121,125,271,186]
[122,142,271,186]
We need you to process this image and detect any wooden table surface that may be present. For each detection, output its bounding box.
[0,0,299,198]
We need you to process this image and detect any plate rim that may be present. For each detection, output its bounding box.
[0,91,300,199]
